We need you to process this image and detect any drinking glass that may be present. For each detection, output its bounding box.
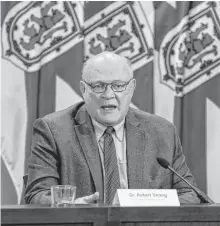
[51,185,76,207]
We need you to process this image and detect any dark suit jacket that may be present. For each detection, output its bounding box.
[25,101,200,204]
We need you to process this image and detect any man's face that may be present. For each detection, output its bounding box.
[80,58,136,126]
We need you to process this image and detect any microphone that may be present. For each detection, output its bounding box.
[157,157,214,204]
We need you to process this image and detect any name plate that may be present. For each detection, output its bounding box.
[113,189,180,206]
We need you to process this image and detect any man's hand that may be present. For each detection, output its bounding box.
[74,192,99,204]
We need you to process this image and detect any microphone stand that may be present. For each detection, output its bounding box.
[168,166,214,204]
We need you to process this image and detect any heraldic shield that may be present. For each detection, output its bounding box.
[1,1,83,72]
[159,1,220,96]
[83,1,154,72]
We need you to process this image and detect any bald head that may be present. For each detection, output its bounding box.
[82,51,133,82]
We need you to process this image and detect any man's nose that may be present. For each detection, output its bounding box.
[102,85,115,99]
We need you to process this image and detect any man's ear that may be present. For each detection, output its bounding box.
[80,81,86,97]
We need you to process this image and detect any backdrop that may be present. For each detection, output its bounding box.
[1,1,220,204]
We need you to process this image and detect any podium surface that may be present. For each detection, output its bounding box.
[2,204,220,226]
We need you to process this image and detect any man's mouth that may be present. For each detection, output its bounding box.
[101,105,117,110]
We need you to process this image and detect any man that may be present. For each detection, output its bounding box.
[25,51,200,204]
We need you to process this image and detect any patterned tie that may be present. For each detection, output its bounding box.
[103,126,120,204]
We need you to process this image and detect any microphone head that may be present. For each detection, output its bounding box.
[157,157,170,169]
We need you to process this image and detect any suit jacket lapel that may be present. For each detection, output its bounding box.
[126,110,148,189]
[74,106,104,201]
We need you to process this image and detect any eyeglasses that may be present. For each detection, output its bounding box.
[83,79,133,93]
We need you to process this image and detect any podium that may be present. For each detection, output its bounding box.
[2,204,220,226]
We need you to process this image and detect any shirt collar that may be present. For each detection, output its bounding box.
[91,118,125,142]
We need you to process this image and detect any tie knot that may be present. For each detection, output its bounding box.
[105,126,115,135]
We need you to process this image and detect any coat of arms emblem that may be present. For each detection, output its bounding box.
[159,1,220,96]
[2,1,83,72]
[84,2,154,71]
